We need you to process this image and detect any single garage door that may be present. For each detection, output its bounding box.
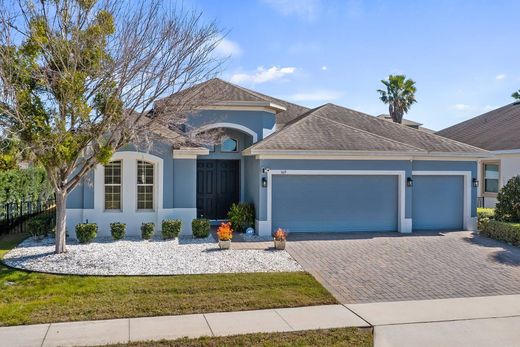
[412,175,464,231]
[272,175,398,232]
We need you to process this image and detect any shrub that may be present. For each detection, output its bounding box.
[110,222,126,240]
[162,219,182,240]
[141,222,154,240]
[495,176,520,222]
[227,203,255,232]
[75,223,97,244]
[477,208,495,230]
[192,219,210,238]
[27,215,51,238]
[217,222,233,241]
[480,220,520,246]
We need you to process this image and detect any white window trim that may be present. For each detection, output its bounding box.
[104,160,123,212]
[481,161,500,196]
[194,122,258,143]
[264,170,409,235]
[136,160,155,212]
[412,170,475,231]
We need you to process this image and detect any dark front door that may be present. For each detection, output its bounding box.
[197,160,240,219]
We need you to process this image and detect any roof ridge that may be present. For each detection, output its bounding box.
[312,113,425,152]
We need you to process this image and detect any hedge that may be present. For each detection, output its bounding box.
[477,208,495,221]
[0,167,53,205]
[110,222,126,240]
[480,220,520,246]
[141,222,154,240]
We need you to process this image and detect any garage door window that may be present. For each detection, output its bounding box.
[483,163,499,193]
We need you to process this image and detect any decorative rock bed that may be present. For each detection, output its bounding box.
[3,236,302,276]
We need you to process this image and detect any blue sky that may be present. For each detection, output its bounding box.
[190,0,519,130]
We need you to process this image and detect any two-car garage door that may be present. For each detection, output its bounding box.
[272,175,399,232]
[271,173,466,233]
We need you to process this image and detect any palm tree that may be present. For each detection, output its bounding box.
[512,90,520,100]
[377,75,417,124]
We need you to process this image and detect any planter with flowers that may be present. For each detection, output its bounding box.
[217,222,233,249]
[274,228,287,250]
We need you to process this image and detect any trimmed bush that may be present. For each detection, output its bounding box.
[27,215,51,239]
[110,222,126,240]
[192,219,210,238]
[75,223,97,244]
[496,175,520,222]
[162,219,182,240]
[477,208,495,230]
[141,222,154,240]
[480,220,520,246]
[227,203,255,232]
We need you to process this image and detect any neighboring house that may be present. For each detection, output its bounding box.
[376,114,435,133]
[67,78,487,238]
[437,102,520,208]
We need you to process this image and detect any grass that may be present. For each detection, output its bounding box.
[106,328,373,347]
[0,233,336,327]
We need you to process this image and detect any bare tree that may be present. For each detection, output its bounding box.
[0,0,224,253]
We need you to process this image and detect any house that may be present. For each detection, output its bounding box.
[67,78,488,238]
[376,114,435,133]
[437,102,520,208]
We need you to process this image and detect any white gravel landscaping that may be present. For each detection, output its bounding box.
[2,236,302,275]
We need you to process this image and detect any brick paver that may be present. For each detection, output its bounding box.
[286,231,520,304]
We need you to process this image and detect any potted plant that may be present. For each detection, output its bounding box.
[216,222,233,249]
[273,228,287,250]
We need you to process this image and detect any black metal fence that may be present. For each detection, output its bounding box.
[0,199,56,234]
[477,196,485,208]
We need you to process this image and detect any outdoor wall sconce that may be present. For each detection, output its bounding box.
[473,178,479,187]
[406,177,413,187]
[262,177,268,188]
[262,167,271,173]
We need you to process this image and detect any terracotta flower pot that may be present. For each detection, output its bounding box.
[219,239,231,249]
[274,239,286,250]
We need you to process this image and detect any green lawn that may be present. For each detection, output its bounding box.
[107,328,373,347]
[0,233,336,326]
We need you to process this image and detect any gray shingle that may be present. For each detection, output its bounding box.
[249,104,487,154]
[437,102,520,151]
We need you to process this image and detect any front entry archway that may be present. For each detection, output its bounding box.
[196,159,240,220]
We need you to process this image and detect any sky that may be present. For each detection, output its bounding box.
[185,0,520,131]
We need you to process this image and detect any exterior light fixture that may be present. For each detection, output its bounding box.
[473,178,479,187]
[262,177,268,188]
[407,177,413,187]
[262,167,271,173]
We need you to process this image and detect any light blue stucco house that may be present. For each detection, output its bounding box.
[67,78,488,238]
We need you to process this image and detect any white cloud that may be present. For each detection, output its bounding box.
[214,38,242,58]
[261,0,320,20]
[496,74,506,80]
[230,66,296,84]
[288,90,342,102]
[452,103,471,111]
[321,65,328,71]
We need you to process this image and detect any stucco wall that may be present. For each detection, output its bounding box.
[478,153,520,208]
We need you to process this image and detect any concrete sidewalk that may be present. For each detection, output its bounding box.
[4,294,520,347]
[346,294,520,347]
[0,305,369,347]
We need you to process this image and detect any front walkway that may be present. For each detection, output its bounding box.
[287,231,520,303]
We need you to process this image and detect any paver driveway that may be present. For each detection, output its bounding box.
[286,231,520,304]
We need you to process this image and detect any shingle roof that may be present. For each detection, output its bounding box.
[157,78,309,127]
[436,102,520,151]
[248,104,487,155]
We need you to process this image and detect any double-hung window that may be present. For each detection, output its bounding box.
[483,163,500,194]
[104,161,122,210]
[137,160,154,210]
